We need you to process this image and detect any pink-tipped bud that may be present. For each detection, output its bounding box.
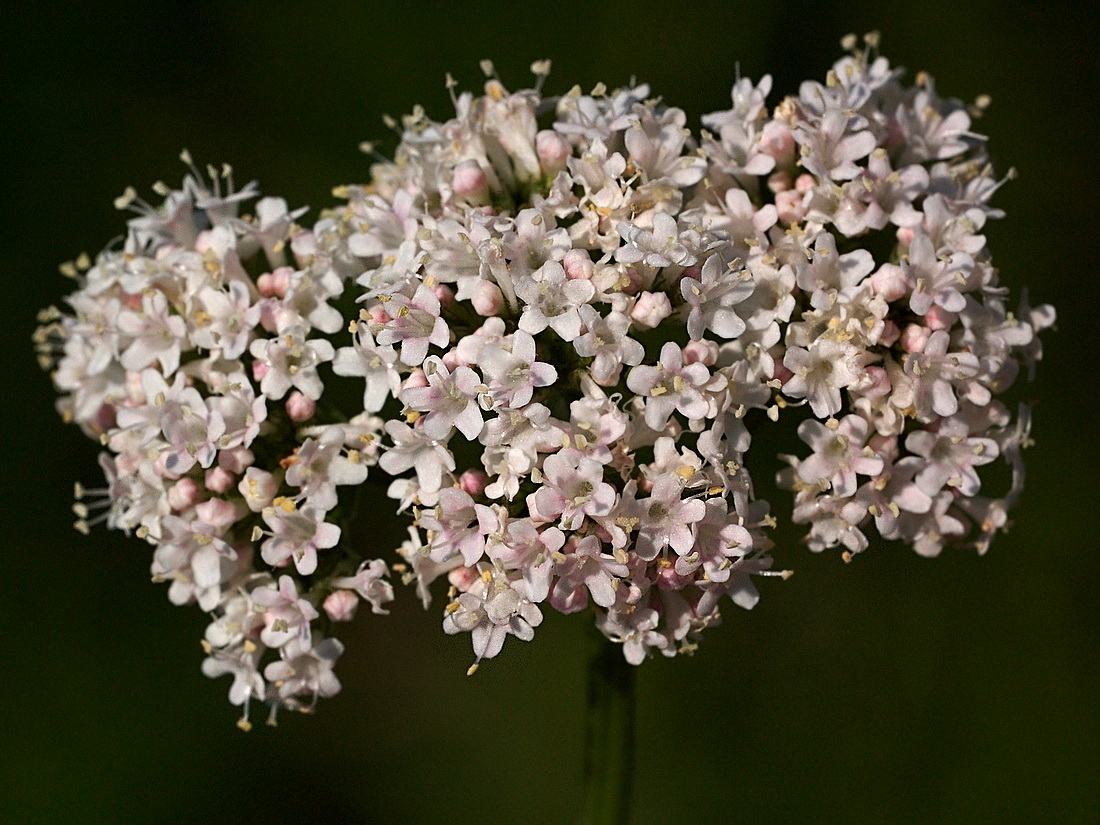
[562,248,595,280]
[925,304,956,332]
[900,323,931,354]
[204,466,235,494]
[458,469,489,497]
[896,226,916,247]
[855,365,892,400]
[403,369,429,392]
[471,280,505,316]
[775,189,806,225]
[123,293,143,311]
[452,160,489,202]
[168,477,203,512]
[267,266,293,299]
[434,284,456,309]
[196,497,238,531]
[630,291,672,329]
[678,264,701,283]
[194,231,215,254]
[683,339,719,366]
[239,467,279,513]
[323,590,360,622]
[448,565,480,592]
[871,263,908,302]
[440,349,461,371]
[94,404,118,432]
[218,446,254,475]
[773,362,794,384]
[536,129,571,174]
[251,360,269,383]
[879,320,901,347]
[767,170,792,193]
[285,391,316,422]
[760,121,796,163]
[656,565,691,590]
[258,301,280,333]
[795,173,816,194]
[125,370,147,403]
[257,272,278,298]
[367,305,388,326]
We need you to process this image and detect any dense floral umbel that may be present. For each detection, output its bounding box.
[37,38,1053,725]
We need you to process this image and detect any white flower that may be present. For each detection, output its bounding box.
[249,325,334,400]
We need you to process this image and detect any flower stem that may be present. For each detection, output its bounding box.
[581,632,636,825]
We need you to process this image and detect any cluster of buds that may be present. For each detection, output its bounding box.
[37,36,1052,726]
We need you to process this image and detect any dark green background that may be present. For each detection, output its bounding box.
[2,2,1096,823]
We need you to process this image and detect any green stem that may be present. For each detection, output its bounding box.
[580,632,636,825]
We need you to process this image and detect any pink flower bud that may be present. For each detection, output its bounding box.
[94,403,118,432]
[251,360,269,383]
[775,190,805,224]
[854,365,891,399]
[448,565,480,592]
[773,362,794,384]
[402,369,429,391]
[123,293,143,311]
[657,565,691,590]
[239,467,278,512]
[471,279,505,316]
[536,129,572,174]
[630,291,672,329]
[871,264,908,302]
[795,173,816,194]
[218,446,254,474]
[268,266,293,299]
[760,121,795,162]
[440,349,461,371]
[258,301,280,333]
[900,323,931,354]
[367,306,388,326]
[458,469,489,497]
[196,497,238,531]
[168,477,203,511]
[925,305,956,332]
[204,466,235,494]
[323,590,360,622]
[683,339,719,366]
[194,231,215,254]
[767,170,792,193]
[452,160,489,202]
[256,272,278,298]
[562,248,595,280]
[125,371,146,403]
[879,320,901,347]
[434,283,456,309]
[896,226,916,247]
[285,391,316,422]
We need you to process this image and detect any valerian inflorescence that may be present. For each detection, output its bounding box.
[36,37,1053,729]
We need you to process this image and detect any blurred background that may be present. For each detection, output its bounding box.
[2,1,1097,822]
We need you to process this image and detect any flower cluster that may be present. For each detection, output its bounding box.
[37,37,1053,726]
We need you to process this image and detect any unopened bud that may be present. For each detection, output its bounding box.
[452,160,489,202]
[630,291,672,329]
[323,590,360,622]
[562,248,595,281]
[168,477,203,511]
[204,465,235,494]
[458,469,489,497]
[536,129,571,174]
[471,279,504,316]
[285,391,316,422]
